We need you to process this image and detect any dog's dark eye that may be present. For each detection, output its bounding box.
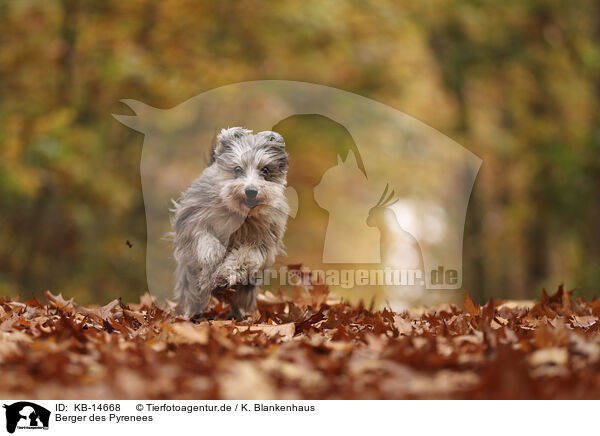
[261,166,270,177]
[234,166,243,176]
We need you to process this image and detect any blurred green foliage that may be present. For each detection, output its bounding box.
[0,0,599,303]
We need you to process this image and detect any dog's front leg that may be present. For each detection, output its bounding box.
[174,230,227,318]
[195,230,227,267]
[213,245,276,320]
[213,245,265,288]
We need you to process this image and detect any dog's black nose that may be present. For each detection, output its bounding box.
[245,186,258,200]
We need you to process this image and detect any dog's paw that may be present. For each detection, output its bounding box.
[213,265,247,288]
[214,272,232,288]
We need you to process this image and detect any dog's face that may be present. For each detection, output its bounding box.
[212,127,289,216]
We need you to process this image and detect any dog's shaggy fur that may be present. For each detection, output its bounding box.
[171,127,289,319]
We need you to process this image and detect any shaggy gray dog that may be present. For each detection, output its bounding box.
[171,127,289,319]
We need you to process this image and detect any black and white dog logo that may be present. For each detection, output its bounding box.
[2,402,50,434]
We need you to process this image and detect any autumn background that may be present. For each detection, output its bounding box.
[1,0,600,305]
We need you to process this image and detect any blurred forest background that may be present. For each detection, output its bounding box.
[1,0,599,304]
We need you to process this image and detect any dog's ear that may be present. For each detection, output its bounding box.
[214,127,252,157]
[257,130,285,148]
[256,131,288,173]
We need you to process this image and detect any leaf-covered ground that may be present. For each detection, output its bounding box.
[1,284,600,399]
